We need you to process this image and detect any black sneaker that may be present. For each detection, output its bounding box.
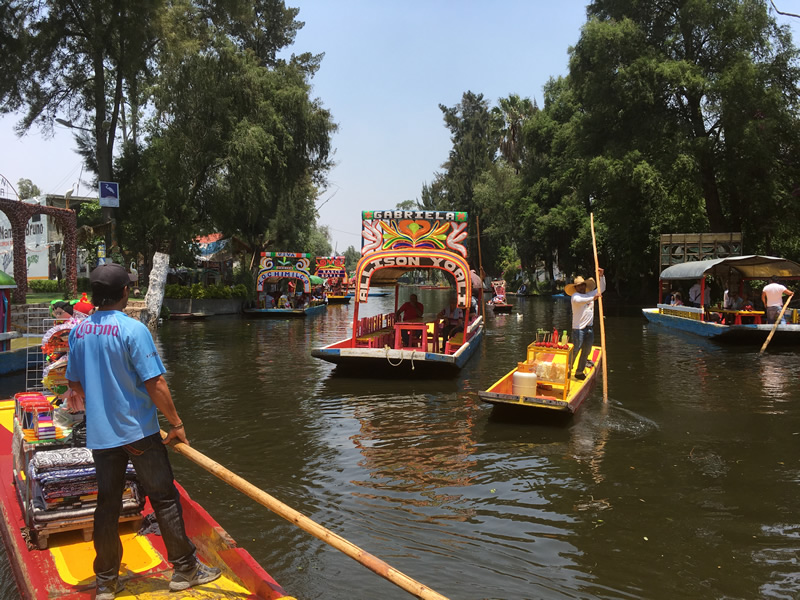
[95,580,124,600]
[169,562,222,591]
[575,372,586,380]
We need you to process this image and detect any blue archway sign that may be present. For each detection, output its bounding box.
[99,181,119,207]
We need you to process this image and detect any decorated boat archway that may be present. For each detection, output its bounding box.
[255,252,313,294]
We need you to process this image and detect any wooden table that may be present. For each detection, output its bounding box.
[394,319,439,352]
[715,308,765,324]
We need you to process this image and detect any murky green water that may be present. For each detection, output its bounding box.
[2,292,799,599]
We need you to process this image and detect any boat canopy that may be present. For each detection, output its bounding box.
[255,252,314,293]
[314,256,348,281]
[659,255,800,281]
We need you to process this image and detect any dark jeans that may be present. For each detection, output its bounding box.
[766,306,783,324]
[571,326,594,375]
[92,432,196,585]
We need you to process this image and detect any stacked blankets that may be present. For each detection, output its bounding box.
[27,448,143,525]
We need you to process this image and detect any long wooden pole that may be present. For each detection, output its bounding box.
[590,213,608,403]
[759,294,792,354]
[476,215,485,320]
[161,433,450,600]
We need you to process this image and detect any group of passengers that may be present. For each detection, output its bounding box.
[394,292,481,348]
[664,275,795,324]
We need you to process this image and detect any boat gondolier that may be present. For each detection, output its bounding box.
[65,263,221,599]
[565,269,605,380]
[761,275,794,324]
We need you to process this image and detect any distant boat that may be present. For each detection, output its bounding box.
[312,209,484,377]
[642,254,800,343]
[247,252,328,318]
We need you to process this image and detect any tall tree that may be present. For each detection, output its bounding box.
[438,91,498,260]
[491,94,538,173]
[572,0,800,251]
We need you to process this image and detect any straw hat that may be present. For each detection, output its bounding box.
[565,275,597,296]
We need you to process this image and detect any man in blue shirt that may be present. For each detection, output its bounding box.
[66,263,220,599]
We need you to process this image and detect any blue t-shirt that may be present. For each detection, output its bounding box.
[66,310,166,449]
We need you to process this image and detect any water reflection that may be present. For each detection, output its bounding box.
[2,299,800,599]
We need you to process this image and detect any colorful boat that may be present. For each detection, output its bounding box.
[487,280,513,313]
[641,255,800,342]
[244,252,327,317]
[0,397,293,599]
[312,209,484,376]
[479,341,602,414]
[315,256,351,304]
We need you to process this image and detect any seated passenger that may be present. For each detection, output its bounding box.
[725,290,744,311]
[277,292,290,308]
[396,294,424,347]
[437,297,464,340]
[670,291,683,306]
[396,294,424,321]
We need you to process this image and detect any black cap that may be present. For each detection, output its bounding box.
[90,263,132,290]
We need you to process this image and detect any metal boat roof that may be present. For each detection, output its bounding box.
[659,255,800,280]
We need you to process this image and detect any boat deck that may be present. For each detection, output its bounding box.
[0,399,292,599]
[479,346,602,414]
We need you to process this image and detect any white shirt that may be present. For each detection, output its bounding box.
[440,306,463,324]
[571,276,606,330]
[763,282,788,308]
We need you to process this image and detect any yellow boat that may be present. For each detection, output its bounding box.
[0,398,294,599]
[478,341,602,414]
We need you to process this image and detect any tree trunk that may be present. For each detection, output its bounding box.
[140,252,169,332]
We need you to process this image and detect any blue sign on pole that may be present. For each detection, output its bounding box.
[99,181,120,208]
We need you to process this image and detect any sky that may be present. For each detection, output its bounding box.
[2,2,799,253]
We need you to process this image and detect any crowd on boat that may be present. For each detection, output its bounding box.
[662,275,795,324]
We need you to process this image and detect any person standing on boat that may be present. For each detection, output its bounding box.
[762,275,794,323]
[688,279,711,307]
[565,269,605,380]
[65,263,221,599]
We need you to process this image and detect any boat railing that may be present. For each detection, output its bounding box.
[657,303,703,320]
[465,315,483,335]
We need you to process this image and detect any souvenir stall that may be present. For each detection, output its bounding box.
[13,305,144,549]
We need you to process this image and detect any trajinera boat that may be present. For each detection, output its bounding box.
[479,337,602,414]
[642,254,800,342]
[245,252,327,317]
[315,256,351,304]
[312,209,484,376]
[487,280,513,313]
[0,392,293,599]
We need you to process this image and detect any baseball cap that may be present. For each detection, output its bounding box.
[90,263,133,290]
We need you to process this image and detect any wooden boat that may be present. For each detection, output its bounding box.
[169,312,207,321]
[487,280,513,313]
[0,397,292,599]
[312,209,484,376]
[245,252,327,318]
[418,284,451,290]
[642,255,800,342]
[315,256,351,304]
[479,341,602,414]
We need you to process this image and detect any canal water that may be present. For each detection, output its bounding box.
[1,291,799,599]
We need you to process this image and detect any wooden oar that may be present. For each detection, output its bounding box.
[160,431,450,600]
[759,294,792,354]
[590,213,608,403]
